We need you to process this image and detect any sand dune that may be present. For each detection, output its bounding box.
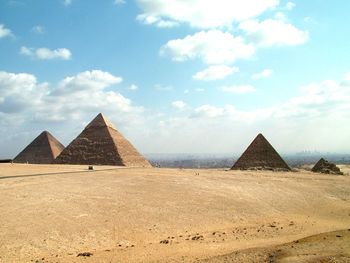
[0,164,349,262]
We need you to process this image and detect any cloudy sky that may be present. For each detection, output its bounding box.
[0,0,350,158]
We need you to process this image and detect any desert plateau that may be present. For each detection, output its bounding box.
[1,164,349,263]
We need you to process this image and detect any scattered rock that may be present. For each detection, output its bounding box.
[77,252,93,257]
[191,235,203,241]
[160,239,169,244]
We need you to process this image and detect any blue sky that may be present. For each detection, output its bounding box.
[0,0,350,158]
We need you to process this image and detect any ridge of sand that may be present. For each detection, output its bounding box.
[201,229,350,263]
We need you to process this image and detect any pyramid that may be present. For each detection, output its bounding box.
[231,133,291,171]
[311,158,343,175]
[54,113,151,167]
[14,131,65,164]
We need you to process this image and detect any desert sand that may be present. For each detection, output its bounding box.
[0,164,349,262]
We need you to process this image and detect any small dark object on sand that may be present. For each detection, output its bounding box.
[88,165,94,170]
[77,252,93,257]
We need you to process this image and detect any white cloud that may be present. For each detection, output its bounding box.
[193,73,350,123]
[31,25,45,34]
[344,72,350,82]
[136,0,280,29]
[252,69,273,79]
[0,70,141,123]
[274,12,287,22]
[195,88,205,92]
[286,2,295,10]
[63,0,72,6]
[136,14,179,28]
[221,85,256,94]
[0,24,13,38]
[193,65,239,81]
[20,46,72,60]
[0,71,47,113]
[128,84,139,91]
[304,17,315,24]
[160,30,255,65]
[194,105,225,118]
[114,0,126,4]
[172,100,187,110]
[240,19,309,47]
[52,70,122,95]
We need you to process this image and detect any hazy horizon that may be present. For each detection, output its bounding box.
[1,0,349,159]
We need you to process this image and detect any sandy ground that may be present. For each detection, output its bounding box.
[0,164,349,263]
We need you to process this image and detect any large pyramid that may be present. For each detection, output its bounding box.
[54,113,151,167]
[231,133,291,171]
[14,131,65,164]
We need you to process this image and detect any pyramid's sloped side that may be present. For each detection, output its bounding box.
[108,127,152,168]
[232,135,290,170]
[47,133,65,159]
[14,132,58,164]
[311,158,326,172]
[54,127,124,166]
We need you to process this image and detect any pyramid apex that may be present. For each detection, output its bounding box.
[86,113,116,129]
[41,130,50,136]
[253,133,268,142]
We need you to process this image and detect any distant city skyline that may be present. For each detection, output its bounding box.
[1,0,350,158]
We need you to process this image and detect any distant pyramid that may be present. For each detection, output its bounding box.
[311,158,343,175]
[231,133,290,171]
[54,113,151,167]
[14,131,65,164]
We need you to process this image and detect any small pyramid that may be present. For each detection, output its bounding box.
[311,158,343,175]
[54,113,151,167]
[14,131,65,164]
[231,133,290,171]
